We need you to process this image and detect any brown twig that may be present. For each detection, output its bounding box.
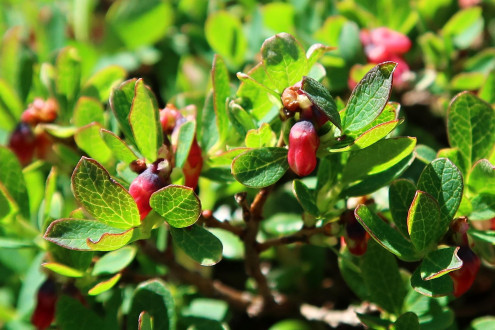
[200,210,244,236]
[257,225,330,252]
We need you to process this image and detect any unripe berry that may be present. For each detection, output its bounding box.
[8,122,36,166]
[288,121,319,177]
[183,138,203,189]
[449,246,481,297]
[129,163,167,220]
[31,278,58,330]
[341,209,369,256]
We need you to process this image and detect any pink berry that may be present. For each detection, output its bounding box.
[449,246,481,297]
[288,121,319,177]
[129,163,167,220]
[369,27,411,55]
[159,104,182,135]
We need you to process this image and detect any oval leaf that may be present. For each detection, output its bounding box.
[407,191,443,253]
[232,147,289,188]
[420,247,462,281]
[88,273,121,296]
[72,157,140,229]
[150,185,201,228]
[92,246,137,275]
[100,129,139,164]
[170,225,223,266]
[301,76,341,130]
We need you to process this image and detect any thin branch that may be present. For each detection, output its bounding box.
[200,210,244,236]
[257,225,331,252]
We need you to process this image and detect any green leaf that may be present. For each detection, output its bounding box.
[56,295,106,330]
[182,298,229,322]
[468,228,495,244]
[75,123,112,165]
[88,273,122,295]
[100,129,139,164]
[212,55,230,144]
[205,11,247,66]
[410,266,453,297]
[139,312,154,330]
[389,179,417,238]
[447,92,495,169]
[342,153,415,197]
[361,240,406,314]
[479,70,495,104]
[331,120,400,152]
[292,180,319,216]
[81,65,126,102]
[420,247,462,280]
[110,78,137,143]
[470,193,495,220]
[263,213,303,236]
[92,246,136,275]
[261,33,308,93]
[301,76,341,130]
[436,147,469,178]
[128,280,175,330]
[245,123,276,148]
[450,72,485,91]
[469,317,495,330]
[0,78,23,120]
[106,0,173,49]
[342,137,416,183]
[228,102,256,137]
[468,159,495,195]
[442,7,483,49]
[42,262,85,277]
[209,148,249,167]
[0,27,29,101]
[355,204,420,261]
[129,78,162,161]
[417,158,463,225]
[306,44,336,69]
[150,185,201,228]
[170,225,223,266]
[73,97,105,127]
[175,121,196,169]
[0,183,17,221]
[44,218,133,251]
[407,191,443,253]
[231,147,289,188]
[208,228,244,259]
[415,144,437,164]
[0,147,29,219]
[343,62,396,133]
[86,228,135,251]
[56,46,81,111]
[394,312,420,330]
[72,157,140,229]
[199,93,219,152]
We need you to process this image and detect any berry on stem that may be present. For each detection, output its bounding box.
[288,121,319,177]
[31,278,58,330]
[129,162,168,220]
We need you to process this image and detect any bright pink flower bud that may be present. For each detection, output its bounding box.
[8,122,36,166]
[341,209,369,256]
[288,121,319,177]
[129,163,167,220]
[369,27,411,55]
[183,138,203,189]
[449,247,481,297]
[31,279,58,330]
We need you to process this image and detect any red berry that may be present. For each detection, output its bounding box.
[129,163,167,220]
[341,209,369,256]
[21,98,58,125]
[31,279,58,330]
[449,247,481,297]
[8,122,36,166]
[182,138,203,189]
[288,121,319,177]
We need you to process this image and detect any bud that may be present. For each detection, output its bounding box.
[8,122,36,166]
[340,209,369,256]
[21,98,58,125]
[31,278,58,330]
[129,162,168,220]
[288,121,319,176]
[183,138,203,189]
[449,246,481,297]
[159,104,182,135]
